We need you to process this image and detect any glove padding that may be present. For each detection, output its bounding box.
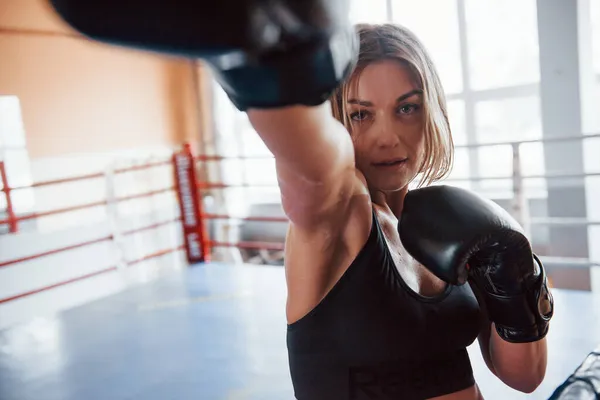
[48,0,358,111]
[49,0,352,56]
[398,185,554,343]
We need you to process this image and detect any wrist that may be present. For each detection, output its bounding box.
[481,255,554,343]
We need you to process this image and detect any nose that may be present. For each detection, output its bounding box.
[374,113,400,149]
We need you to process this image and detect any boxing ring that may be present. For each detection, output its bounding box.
[0,263,598,400]
[1,136,600,399]
[0,157,184,308]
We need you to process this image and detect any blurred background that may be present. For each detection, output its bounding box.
[1,0,599,329]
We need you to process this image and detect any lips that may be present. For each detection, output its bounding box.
[372,158,408,167]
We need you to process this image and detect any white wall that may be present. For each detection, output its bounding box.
[0,154,186,330]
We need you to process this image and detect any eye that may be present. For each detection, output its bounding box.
[397,104,421,115]
[350,110,371,122]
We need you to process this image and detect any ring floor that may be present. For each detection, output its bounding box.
[1,263,598,400]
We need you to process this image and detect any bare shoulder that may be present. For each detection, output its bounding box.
[284,170,372,324]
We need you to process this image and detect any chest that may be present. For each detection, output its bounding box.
[375,212,447,298]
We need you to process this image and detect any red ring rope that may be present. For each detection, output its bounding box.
[0,147,289,306]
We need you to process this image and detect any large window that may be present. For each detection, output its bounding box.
[447,100,467,145]
[210,0,545,205]
[586,0,600,266]
[349,0,388,25]
[0,96,34,231]
[211,81,279,214]
[464,0,542,198]
[591,0,600,133]
[392,0,543,198]
[593,0,600,76]
[474,96,542,144]
[464,0,540,91]
[392,0,463,95]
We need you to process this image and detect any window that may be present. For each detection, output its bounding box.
[585,139,600,221]
[211,79,279,215]
[350,0,388,24]
[481,149,548,200]
[474,144,513,198]
[392,0,463,95]
[592,0,600,75]
[0,96,34,217]
[447,100,466,145]
[587,0,600,266]
[520,142,545,177]
[477,145,512,178]
[0,97,27,149]
[449,148,471,179]
[447,100,469,186]
[519,142,547,198]
[474,96,543,144]
[464,0,540,90]
[588,0,600,134]
[473,96,543,197]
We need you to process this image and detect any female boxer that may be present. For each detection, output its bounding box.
[247,24,551,400]
[42,2,553,398]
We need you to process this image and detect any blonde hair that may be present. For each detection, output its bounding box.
[331,23,454,187]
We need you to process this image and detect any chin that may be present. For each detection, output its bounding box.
[373,178,410,193]
[383,185,408,193]
[363,167,415,193]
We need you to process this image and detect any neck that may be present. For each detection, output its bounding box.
[370,186,409,219]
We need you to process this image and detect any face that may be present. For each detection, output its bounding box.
[347,60,425,192]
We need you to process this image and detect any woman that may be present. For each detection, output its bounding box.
[39,2,552,398]
[48,1,550,396]
[248,24,549,399]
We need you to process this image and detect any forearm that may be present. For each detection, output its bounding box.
[487,322,548,393]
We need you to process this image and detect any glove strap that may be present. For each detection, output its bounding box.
[483,254,554,343]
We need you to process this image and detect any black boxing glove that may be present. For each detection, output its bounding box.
[398,185,554,343]
[48,0,358,110]
[207,24,357,110]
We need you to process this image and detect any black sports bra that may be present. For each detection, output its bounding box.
[287,209,483,399]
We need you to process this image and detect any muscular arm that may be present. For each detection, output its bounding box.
[249,105,368,325]
[248,104,353,183]
[480,325,547,393]
[473,283,548,393]
[248,104,358,227]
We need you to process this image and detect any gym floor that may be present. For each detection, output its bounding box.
[0,263,598,400]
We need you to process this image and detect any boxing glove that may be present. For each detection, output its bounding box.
[398,185,554,343]
[48,0,358,110]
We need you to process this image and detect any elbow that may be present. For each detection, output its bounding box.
[505,365,546,394]
[512,377,543,394]
[490,332,548,394]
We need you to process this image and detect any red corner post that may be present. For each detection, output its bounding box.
[0,161,18,233]
[173,144,210,264]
